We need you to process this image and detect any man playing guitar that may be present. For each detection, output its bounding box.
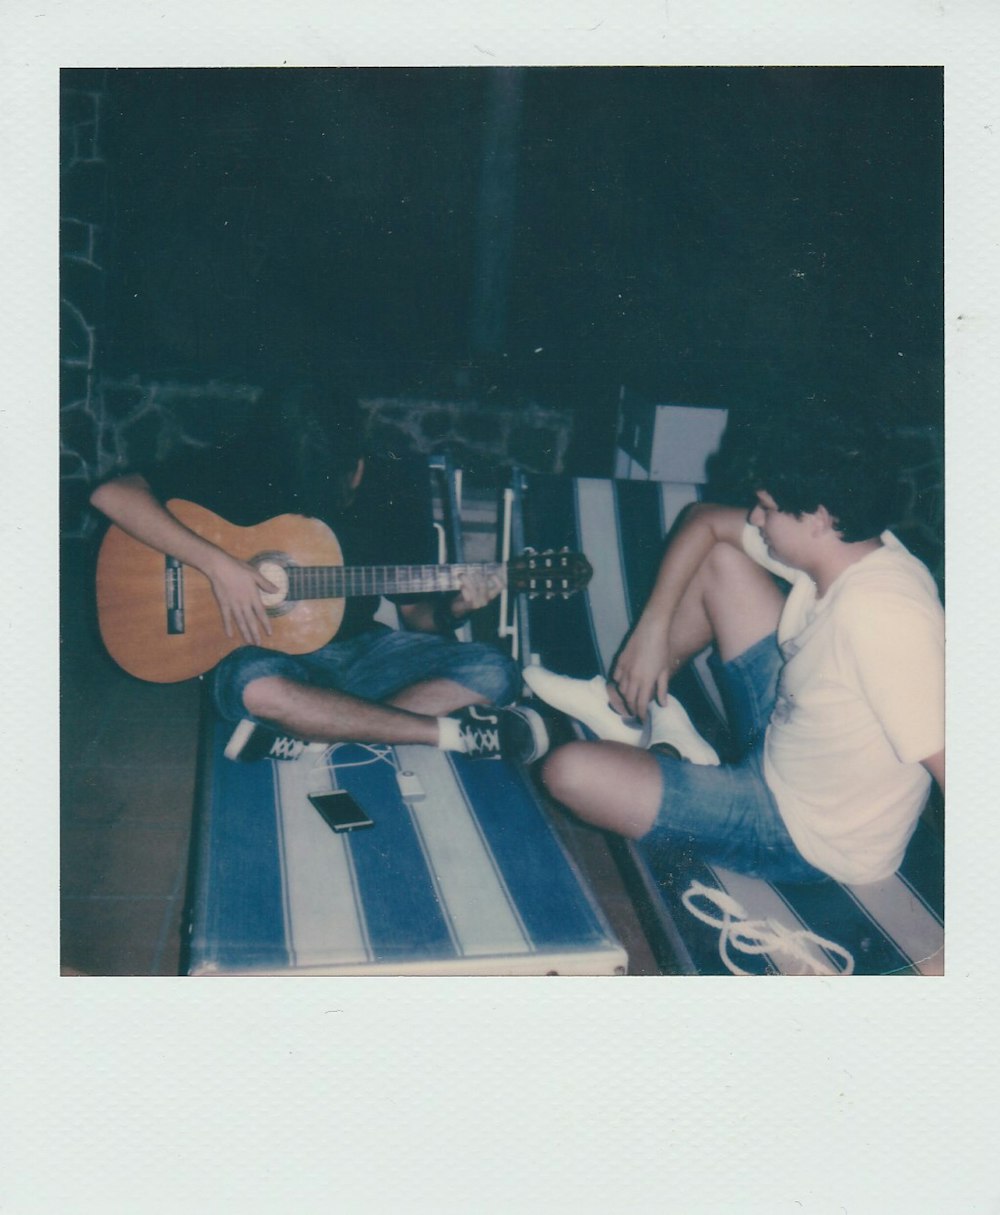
[91,383,550,765]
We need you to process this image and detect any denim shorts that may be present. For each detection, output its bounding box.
[644,633,829,884]
[212,624,521,724]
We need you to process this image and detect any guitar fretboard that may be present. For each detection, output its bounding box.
[286,562,506,600]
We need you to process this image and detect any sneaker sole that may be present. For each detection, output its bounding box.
[223,718,256,761]
[516,705,551,764]
[645,698,721,765]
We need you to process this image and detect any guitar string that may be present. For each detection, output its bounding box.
[287,562,505,598]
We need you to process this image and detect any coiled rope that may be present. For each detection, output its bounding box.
[681,880,855,976]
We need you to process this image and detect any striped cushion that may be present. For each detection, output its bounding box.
[185,718,628,976]
[514,472,944,976]
[628,817,943,975]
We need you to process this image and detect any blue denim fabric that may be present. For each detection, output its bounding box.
[212,624,521,724]
[645,633,829,884]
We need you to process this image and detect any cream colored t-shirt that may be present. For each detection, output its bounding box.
[742,523,944,884]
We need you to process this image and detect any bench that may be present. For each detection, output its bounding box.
[506,469,944,976]
[182,456,627,976]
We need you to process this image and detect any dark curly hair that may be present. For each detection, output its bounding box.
[749,407,902,542]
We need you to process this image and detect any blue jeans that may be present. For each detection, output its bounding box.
[212,625,521,724]
[644,633,829,884]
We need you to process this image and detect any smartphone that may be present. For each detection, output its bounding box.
[307,789,375,833]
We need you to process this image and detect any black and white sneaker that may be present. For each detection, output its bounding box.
[224,718,316,763]
[451,705,550,764]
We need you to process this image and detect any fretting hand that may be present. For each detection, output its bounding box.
[451,567,506,620]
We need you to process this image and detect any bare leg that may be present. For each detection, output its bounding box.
[541,741,663,838]
[242,675,490,746]
[664,540,785,669]
[545,544,787,836]
[389,678,489,716]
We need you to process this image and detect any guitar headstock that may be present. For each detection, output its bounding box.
[508,548,593,599]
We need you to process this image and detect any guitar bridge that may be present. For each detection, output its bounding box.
[165,555,185,634]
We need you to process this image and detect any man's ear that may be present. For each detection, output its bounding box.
[813,504,841,536]
[349,457,365,491]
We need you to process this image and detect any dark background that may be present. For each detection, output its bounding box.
[91,65,942,472]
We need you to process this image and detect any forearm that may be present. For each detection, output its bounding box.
[92,474,283,645]
[90,474,227,577]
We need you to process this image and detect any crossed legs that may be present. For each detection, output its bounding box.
[241,675,488,747]
[214,629,522,749]
[540,541,786,838]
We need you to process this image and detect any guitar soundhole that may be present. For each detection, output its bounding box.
[252,554,293,615]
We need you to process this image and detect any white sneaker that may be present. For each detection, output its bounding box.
[644,697,720,765]
[522,666,643,745]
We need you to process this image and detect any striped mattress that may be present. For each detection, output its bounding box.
[512,471,944,976]
[185,716,628,976]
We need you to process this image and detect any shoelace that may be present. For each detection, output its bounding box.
[681,880,855,976]
[460,723,500,754]
[268,734,306,760]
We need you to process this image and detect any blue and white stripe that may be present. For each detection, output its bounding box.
[186,721,628,976]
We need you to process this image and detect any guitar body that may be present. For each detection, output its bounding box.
[96,501,346,683]
[96,498,592,684]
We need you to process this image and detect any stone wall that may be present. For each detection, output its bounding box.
[360,396,573,483]
[59,70,576,544]
[60,70,109,536]
[59,371,575,539]
[58,68,939,577]
[60,372,266,539]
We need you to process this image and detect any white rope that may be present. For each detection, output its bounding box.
[680,880,855,976]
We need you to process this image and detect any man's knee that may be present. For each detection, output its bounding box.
[541,742,660,839]
[212,647,311,722]
[699,541,784,660]
[451,644,521,706]
[489,649,523,706]
[701,538,759,587]
[540,741,600,807]
[241,675,293,721]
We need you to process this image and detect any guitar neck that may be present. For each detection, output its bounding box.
[286,561,506,601]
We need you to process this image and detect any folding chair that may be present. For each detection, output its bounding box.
[182,455,628,976]
[504,469,944,976]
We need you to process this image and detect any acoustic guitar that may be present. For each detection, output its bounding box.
[96,499,593,683]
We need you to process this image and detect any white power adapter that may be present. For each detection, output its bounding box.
[396,769,426,802]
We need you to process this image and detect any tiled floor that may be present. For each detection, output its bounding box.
[61,539,202,975]
[60,534,663,977]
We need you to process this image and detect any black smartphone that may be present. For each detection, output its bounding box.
[307,790,375,833]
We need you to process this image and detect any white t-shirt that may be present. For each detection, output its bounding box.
[742,522,944,884]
